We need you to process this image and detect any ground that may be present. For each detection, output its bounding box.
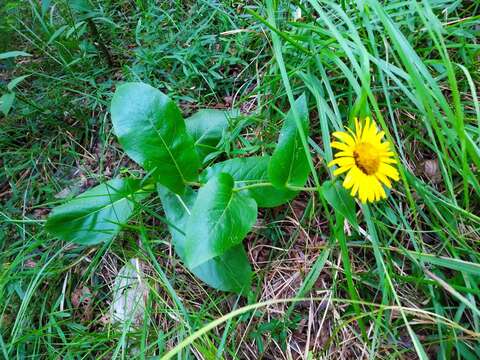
[1,1,480,359]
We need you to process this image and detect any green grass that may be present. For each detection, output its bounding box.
[1,0,480,358]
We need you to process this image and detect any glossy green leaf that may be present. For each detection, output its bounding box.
[184,173,257,268]
[0,93,15,116]
[268,94,310,188]
[158,185,252,293]
[41,0,52,15]
[111,82,200,194]
[185,109,238,162]
[70,0,94,14]
[322,180,358,230]
[45,178,149,245]
[7,75,31,91]
[200,156,297,208]
[0,51,32,60]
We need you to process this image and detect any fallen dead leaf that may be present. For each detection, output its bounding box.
[71,286,92,308]
[420,158,442,183]
[110,258,148,329]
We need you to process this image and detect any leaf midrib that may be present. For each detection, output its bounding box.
[51,188,140,226]
[209,187,236,250]
[147,113,188,184]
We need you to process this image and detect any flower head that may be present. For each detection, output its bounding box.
[328,117,399,203]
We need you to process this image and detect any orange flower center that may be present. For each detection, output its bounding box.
[354,143,380,175]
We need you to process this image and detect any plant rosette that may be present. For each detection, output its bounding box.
[45,82,396,294]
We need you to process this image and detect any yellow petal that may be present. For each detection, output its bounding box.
[380,151,396,157]
[373,180,381,201]
[347,127,357,142]
[361,118,372,142]
[379,183,387,199]
[381,157,397,164]
[370,176,382,202]
[373,177,386,201]
[331,141,352,151]
[335,150,354,157]
[367,121,379,141]
[329,157,355,168]
[350,181,360,197]
[358,174,368,203]
[375,172,392,188]
[332,132,355,147]
[355,118,362,139]
[342,167,357,189]
[375,130,386,142]
[367,177,376,203]
[359,190,368,203]
[378,141,392,150]
[379,163,400,181]
[333,164,353,176]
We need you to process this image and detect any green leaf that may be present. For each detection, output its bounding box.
[111,82,200,194]
[7,75,31,91]
[45,178,148,245]
[200,156,297,208]
[41,0,52,16]
[184,173,257,268]
[0,93,15,116]
[0,51,32,60]
[322,180,358,230]
[407,251,480,276]
[185,109,238,162]
[158,185,252,293]
[69,0,94,13]
[268,94,310,188]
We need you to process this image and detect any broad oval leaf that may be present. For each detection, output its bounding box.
[268,94,310,188]
[200,156,297,208]
[45,178,148,245]
[158,185,252,293]
[0,93,15,116]
[185,109,238,162]
[111,82,200,194]
[184,173,257,268]
[322,180,358,230]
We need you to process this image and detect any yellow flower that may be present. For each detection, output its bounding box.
[328,117,399,203]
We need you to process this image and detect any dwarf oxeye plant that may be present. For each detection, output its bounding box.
[45,82,360,294]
